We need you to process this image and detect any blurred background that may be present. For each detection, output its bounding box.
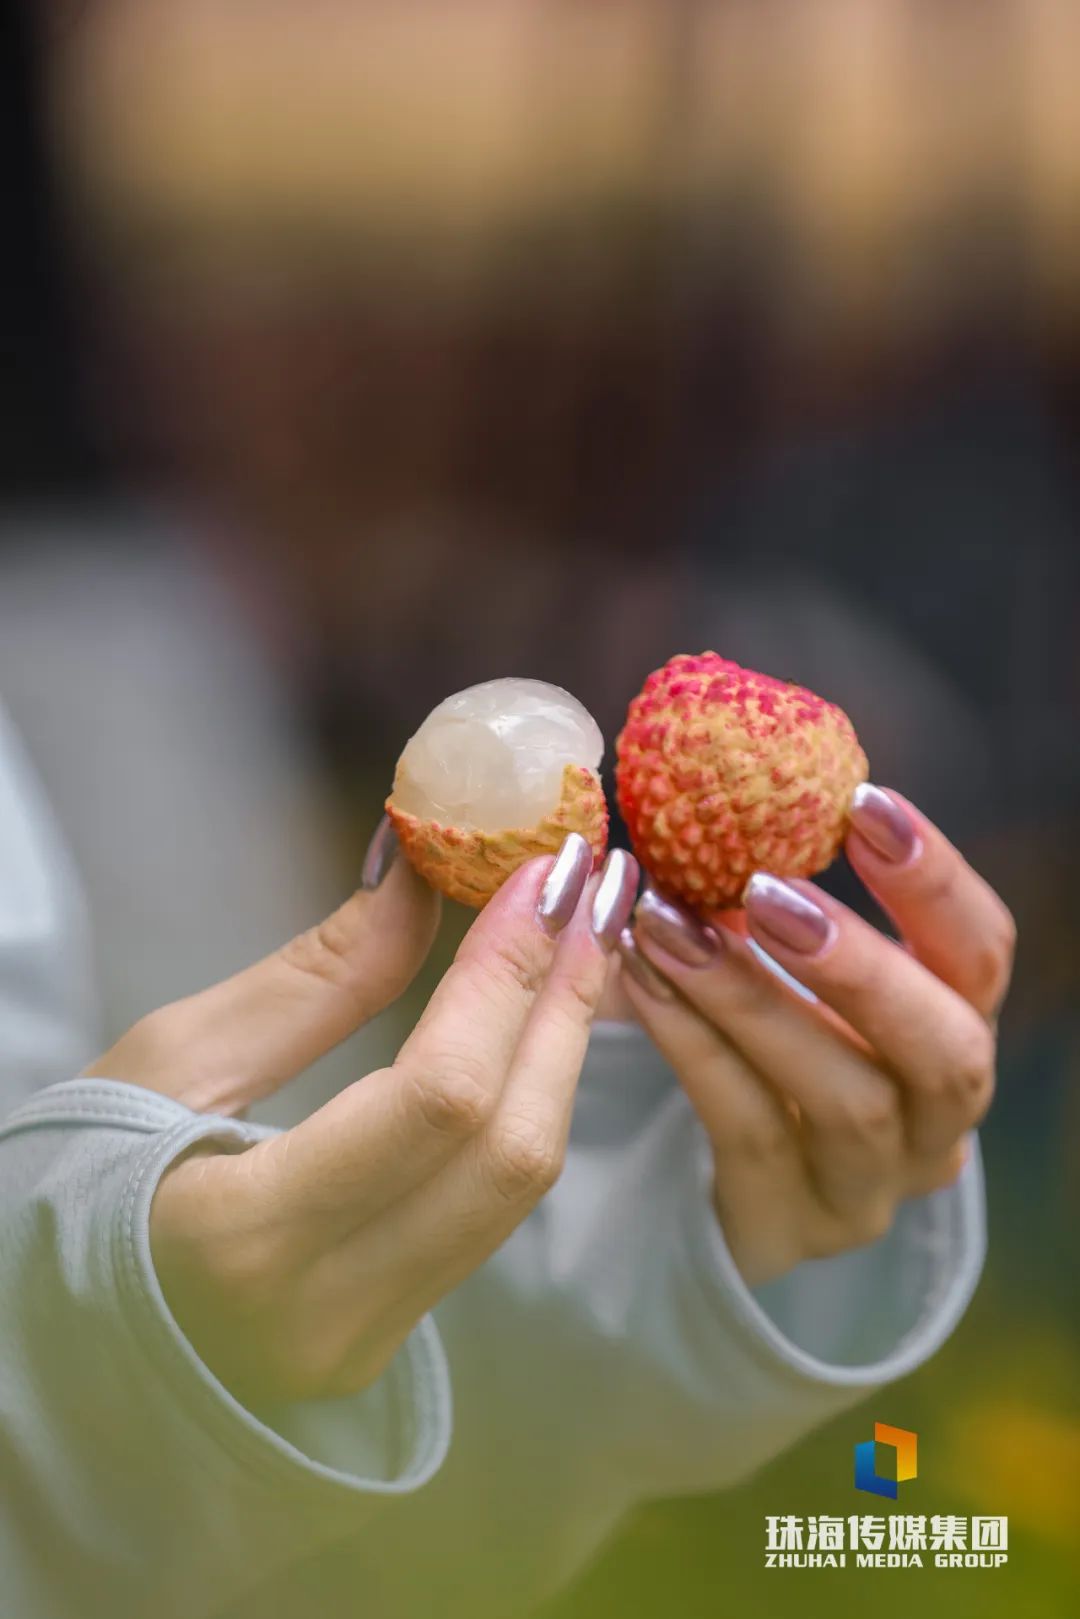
[2,1,1077,1614]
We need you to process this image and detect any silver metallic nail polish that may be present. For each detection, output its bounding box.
[743,873,835,955]
[591,849,640,952]
[617,926,676,1000]
[636,884,721,967]
[850,783,922,866]
[537,833,593,937]
[361,816,399,890]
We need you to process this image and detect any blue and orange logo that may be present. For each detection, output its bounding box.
[854,1423,918,1499]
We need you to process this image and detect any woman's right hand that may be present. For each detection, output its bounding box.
[84,828,638,1407]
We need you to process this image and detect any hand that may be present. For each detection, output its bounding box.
[616,786,1014,1287]
[85,830,639,1405]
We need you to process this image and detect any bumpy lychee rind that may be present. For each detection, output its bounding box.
[615,653,868,913]
[386,763,608,908]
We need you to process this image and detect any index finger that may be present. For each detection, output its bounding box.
[480,849,639,1188]
[395,834,597,1119]
[846,785,1016,1020]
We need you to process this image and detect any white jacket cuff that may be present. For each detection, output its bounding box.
[684,1123,987,1385]
[0,1078,452,1616]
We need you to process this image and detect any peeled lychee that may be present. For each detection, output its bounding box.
[615,652,868,913]
[386,677,608,907]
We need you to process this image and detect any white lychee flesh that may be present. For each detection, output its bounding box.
[391,677,604,833]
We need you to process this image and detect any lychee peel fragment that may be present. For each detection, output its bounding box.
[387,762,608,908]
[615,652,868,913]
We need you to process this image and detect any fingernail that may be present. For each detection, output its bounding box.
[636,884,721,967]
[617,927,676,1000]
[361,816,399,890]
[591,849,640,951]
[743,874,834,956]
[850,783,922,866]
[537,833,593,937]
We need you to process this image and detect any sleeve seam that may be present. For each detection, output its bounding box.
[1,1078,195,1139]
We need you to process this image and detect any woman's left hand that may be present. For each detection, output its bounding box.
[617,785,1015,1287]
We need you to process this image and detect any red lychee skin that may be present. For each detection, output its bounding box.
[615,652,869,914]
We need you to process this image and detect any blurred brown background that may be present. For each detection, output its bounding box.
[2,2,1077,1615]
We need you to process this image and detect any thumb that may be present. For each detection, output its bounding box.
[86,821,441,1113]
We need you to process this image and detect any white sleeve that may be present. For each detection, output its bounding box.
[0,708,450,1619]
[0,1081,452,1619]
[0,705,100,1105]
[420,1023,984,1600]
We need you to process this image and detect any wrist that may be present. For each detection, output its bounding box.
[150,1149,281,1406]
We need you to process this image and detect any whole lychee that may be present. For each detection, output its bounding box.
[615,652,868,913]
[386,677,608,907]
